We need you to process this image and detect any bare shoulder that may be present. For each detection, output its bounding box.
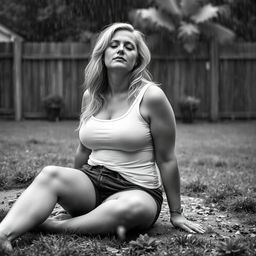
[140,85,174,123]
[143,85,171,110]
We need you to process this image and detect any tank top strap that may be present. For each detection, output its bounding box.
[135,84,151,106]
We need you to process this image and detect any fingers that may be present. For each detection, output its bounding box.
[179,224,196,233]
[179,221,205,234]
[192,223,205,234]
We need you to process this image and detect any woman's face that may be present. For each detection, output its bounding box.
[104,30,138,73]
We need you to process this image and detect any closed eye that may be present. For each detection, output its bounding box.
[109,41,118,48]
[125,43,135,51]
[109,41,136,51]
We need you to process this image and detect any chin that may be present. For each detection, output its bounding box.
[108,65,132,72]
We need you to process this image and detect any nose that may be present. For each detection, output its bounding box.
[117,44,124,54]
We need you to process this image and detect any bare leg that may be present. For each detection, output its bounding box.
[0,167,157,251]
[39,190,158,235]
[0,166,96,244]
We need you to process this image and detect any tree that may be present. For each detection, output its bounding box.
[211,0,256,42]
[0,0,150,41]
[129,0,235,52]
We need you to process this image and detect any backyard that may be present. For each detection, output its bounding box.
[0,120,256,255]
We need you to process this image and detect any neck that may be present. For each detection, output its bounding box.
[107,70,130,95]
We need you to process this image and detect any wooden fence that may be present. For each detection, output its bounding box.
[0,40,256,120]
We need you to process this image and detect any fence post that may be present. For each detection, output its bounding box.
[13,37,23,121]
[209,39,219,121]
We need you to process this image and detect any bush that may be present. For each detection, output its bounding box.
[174,234,204,247]
[42,94,64,121]
[216,238,248,256]
[128,234,160,255]
[42,94,64,109]
[178,95,200,123]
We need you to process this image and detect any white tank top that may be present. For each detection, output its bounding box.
[79,84,162,189]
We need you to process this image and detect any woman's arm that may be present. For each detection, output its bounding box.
[74,90,92,169]
[74,142,91,169]
[143,86,204,233]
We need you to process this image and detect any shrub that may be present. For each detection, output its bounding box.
[216,238,248,256]
[128,234,160,255]
[174,234,204,248]
[42,94,64,121]
[42,94,64,109]
[178,95,200,123]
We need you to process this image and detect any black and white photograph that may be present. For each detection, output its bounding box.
[0,0,255,255]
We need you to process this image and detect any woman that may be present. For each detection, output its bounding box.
[0,22,204,252]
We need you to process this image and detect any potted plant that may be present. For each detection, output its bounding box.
[42,94,64,121]
[178,95,200,123]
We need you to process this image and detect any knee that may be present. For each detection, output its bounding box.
[36,165,61,184]
[116,197,150,223]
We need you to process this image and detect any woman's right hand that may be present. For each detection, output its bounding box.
[171,214,205,234]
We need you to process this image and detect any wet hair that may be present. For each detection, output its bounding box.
[79,22,157,126]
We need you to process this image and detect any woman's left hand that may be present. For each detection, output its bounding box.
[171,214,205,234]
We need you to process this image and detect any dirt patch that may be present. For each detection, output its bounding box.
[0,189,24,211]
[150,194,256,241]
[1,189,255,241]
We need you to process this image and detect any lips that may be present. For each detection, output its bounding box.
[113,56,126,62]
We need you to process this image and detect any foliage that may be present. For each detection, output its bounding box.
[0,0,150,41]
[178,95,200,110]
[42,94,64,121]
[42,94,64,109]
[174,234,204,247]
[128,234,160,255]
[129,0,235,52]
[178,95,200,123]
[216,238,248,256]
[211,0,256,42]
[0,0,255,43]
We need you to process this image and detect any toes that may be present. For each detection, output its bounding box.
[117,225,126,241]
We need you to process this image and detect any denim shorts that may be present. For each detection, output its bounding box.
[80,164,163,226]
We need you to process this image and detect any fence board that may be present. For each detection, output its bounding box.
[219,43,256,118]
[21,43,91,118]
[0,42,255,120]
[149,56,210,118]
[0,43,13,115]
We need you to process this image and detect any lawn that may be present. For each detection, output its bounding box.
[0,120,256,255]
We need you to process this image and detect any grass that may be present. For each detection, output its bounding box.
[0,120,256,255]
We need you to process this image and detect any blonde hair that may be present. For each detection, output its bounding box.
[79,22,157,127]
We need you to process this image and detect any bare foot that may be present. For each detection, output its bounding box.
[0,233,13,254]
[117,225,126,241]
